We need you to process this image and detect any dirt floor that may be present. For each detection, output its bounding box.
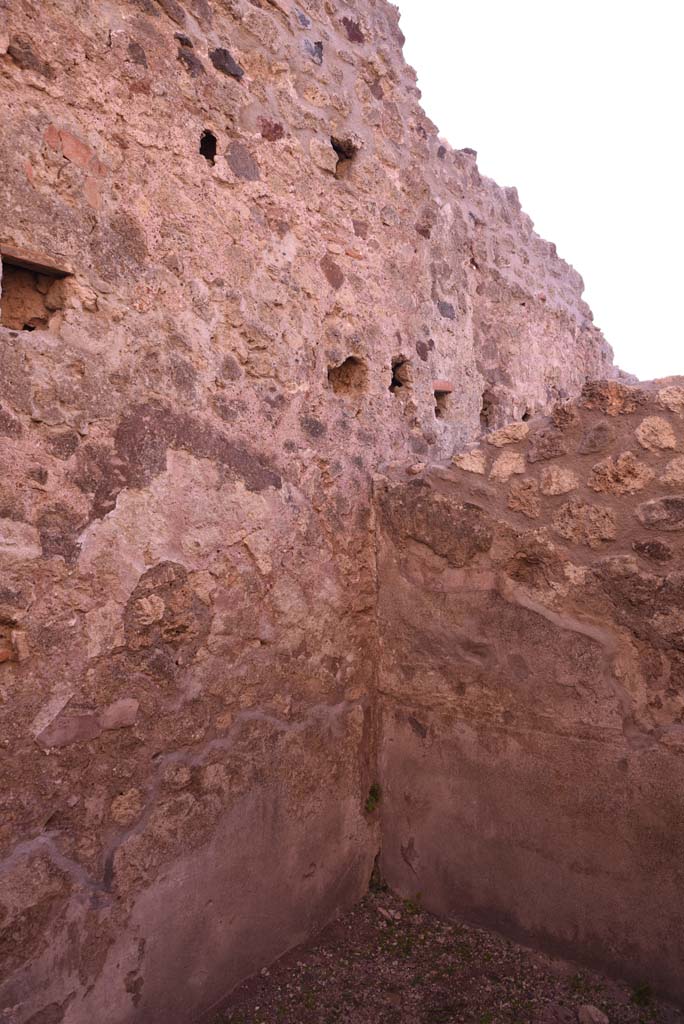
[208,884,683,1024]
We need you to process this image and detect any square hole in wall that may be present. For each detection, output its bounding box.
[389,356,412,394]
[435,391,450,419]
[0,250,71,332]
[328,355,368,395]
[330,136,357,179]
[434,379,454,419]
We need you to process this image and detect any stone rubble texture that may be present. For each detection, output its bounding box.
[0,1,675,1023]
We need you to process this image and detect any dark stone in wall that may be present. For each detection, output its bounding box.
[637,496,684,531]
[177,46,205,76]
[304,39,324,65]
[226,142,260,180]
[320,256,344,290]
[342,17,365,43]
[37,504,85,564]
[127,41,148,67]
[0,405,22,438]
[7,35,54,79]
[155,0,186,25]
[209,48,244,79]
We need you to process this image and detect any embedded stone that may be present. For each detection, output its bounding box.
[508,477,541,518]
[580,381,647,416]
[651,607,684,648]
[157,0,186,24]
[662,456,684,486]
[177,46,205,76]
[633,539,674,562]
[658,385,684,415]
[209,48,244,79]
[452,450,486,475]
[0,405,22,438]
[164,763,193,789]
[0,520,42,562]
[527,428,567,463]
[551,402,580,430]
[636,416,677,451]
[134,594,165,627]
[304,39,323,65]
[310,137,338,174]
[536,1006,575,1024]
[36,712,101,749]
[301,414,326,438]
[486,422,529,447]
[100,698,140,731]
[588,451,654,494]
[127,40,148,66]
[342,16,365,43]
[7,34,54,78]
[226,142,260,181]
[578,1007,609,1024]
[320,255,344,290]
[11,630,29,661]
[636,496,684,531]
[578,421,616,454]
[110,787,144,827]
[540,466,578,495]
[59,130,95,170]
[259,118,284,142]
[215,710,234,732]
[490,451,525,482]
[553,500,617,548]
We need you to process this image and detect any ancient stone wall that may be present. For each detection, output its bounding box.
[0,0,622,1021]
[377,380,684,1004]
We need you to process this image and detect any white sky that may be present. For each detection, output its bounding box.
[396,0,683,382]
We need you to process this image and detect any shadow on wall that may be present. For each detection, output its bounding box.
[0,249,71,331]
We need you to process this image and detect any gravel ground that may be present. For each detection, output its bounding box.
[208,884,682,1024]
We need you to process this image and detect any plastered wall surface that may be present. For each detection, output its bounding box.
[377,381,684,1004]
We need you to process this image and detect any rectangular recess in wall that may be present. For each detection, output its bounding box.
[0,244,72,332]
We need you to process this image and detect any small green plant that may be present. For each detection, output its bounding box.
[404,894,422,915]
[365,782,381,813]
[369,857,388,892]
[303,989,316,1010]
[631,982,653,1007]
[569,972,591,996]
